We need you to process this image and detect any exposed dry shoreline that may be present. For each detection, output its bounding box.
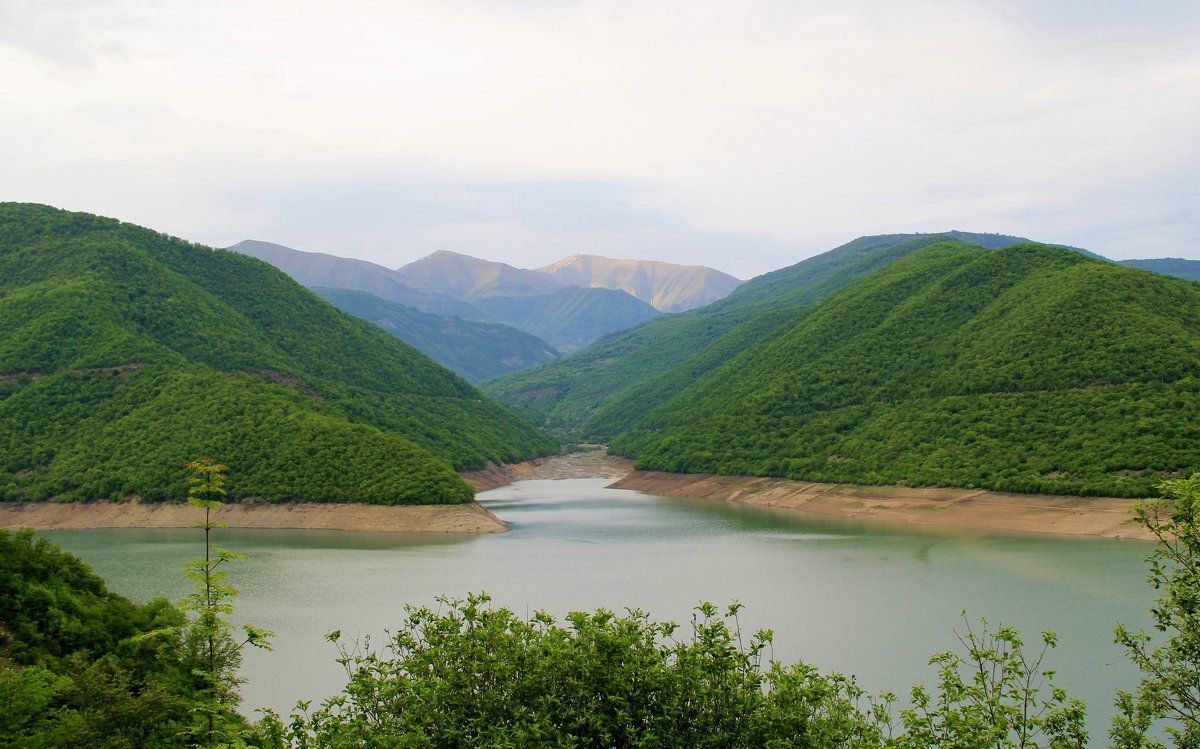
[610,470,1153,541]
[0,450,1152,539]
[0,500,507,533]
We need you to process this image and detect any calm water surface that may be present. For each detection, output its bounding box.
[45,478,1154,736]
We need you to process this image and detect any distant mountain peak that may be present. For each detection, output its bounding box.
[397,249,564,300]
[535,253,742,312]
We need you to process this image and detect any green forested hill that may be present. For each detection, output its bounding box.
[0,529,202,745]
[611,242,1200,497]
[314,287,559,384]
[0,203,556,504]
[485,232,1033,434]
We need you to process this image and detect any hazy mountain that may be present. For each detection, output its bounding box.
[474,286,661,353]
[610,241,1200,498]
[1119,258,1200,280]
[397,250,564,300]
[397,250,660,352]
[536,254,743,312]
[314,287,559,383]
[0,204,555,505]
[230,240,482,318]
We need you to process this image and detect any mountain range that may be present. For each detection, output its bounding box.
[0,204,555,505]
[232,243,671,352]
[1119,257,1200,280]
[536,253,742,312]
[231,242,744,355]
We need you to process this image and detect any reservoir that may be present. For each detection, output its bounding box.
[45,478,1154,738]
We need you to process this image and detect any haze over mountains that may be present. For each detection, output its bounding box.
[1118,258,1200,280]
[537,254,742,312]
[231,240,479,318]
[313,287,558,384]
[231,241,744,359]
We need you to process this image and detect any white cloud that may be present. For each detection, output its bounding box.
[1,0,1197,276]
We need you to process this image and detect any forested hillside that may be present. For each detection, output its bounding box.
[0,528,205,746]
[315,287,559,383]
[485,232,1032,434]
[611,242,1200,497]
[0,204,556,505]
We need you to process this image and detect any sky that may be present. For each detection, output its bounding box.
[2,0,1198,279]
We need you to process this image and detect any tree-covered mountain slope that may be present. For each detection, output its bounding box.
[314,287,559,383]
[535,253,743,312]
[610,242,1200,497]
[1119,257,1200,280]
[0,203,556,505]
[397,251,661,352]
[485,232,1031,434]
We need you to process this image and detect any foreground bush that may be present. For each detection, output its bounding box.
[267,595,1084,749]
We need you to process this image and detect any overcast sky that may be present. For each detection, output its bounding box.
[3,1,1198,278]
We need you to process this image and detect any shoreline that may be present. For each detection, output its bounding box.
[609,470,1154,541]
[0,500,507,534]
[0,450,1154,539]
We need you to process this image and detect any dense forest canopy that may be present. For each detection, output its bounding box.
[0,203,556,504]
[610,242,1200,497]
[485,232,1040,435]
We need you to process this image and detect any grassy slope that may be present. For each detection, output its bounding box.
[0,203,556,504]
[611,242,1200,497]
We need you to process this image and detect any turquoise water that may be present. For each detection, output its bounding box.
[44,478,1155,737]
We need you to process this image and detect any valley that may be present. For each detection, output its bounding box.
[4,203,1199,747]
[9,5,1200,744]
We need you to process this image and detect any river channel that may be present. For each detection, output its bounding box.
[45,478,1155,738]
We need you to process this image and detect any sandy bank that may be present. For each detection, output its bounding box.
[462,450,635,490]
[610,470,1153,541]
[0,500,506,533]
